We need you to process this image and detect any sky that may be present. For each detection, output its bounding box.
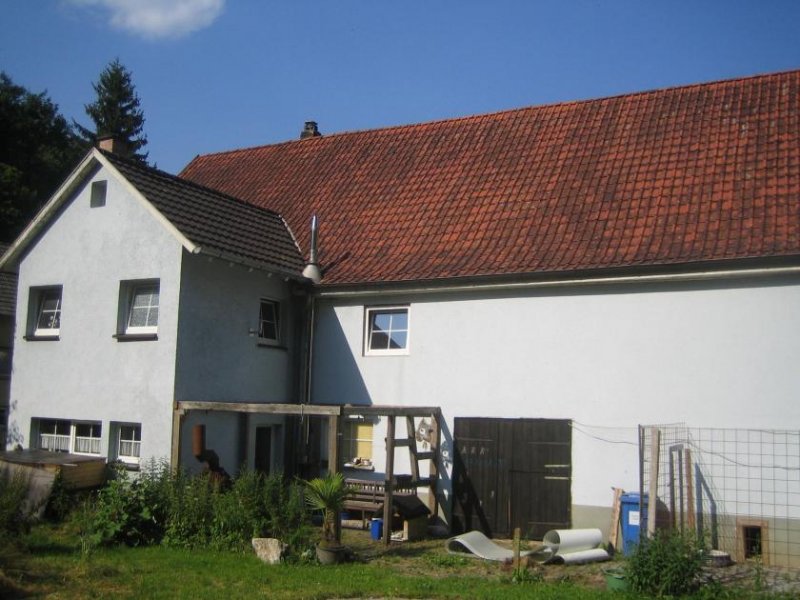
[2,1,800,174]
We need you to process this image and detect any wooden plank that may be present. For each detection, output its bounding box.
[341,406,441,418]
[406,416,420,481]
[171,406,183,470]
[177,401,341,416]
[328,415,340,474]
[647,427,660,538]
[428,410,441,520]
[685,449,696,532]
[383,415,396,545]
[609,487,623,552]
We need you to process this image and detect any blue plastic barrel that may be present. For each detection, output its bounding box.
[370,518,383,541]
[620,493,648,555]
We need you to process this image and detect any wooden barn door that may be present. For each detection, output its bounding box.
[453,417,571,538]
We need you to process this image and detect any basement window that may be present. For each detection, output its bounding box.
[743,526,762,559]
[364,306,409,355]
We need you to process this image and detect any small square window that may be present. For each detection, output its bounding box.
[90,180,107,208]
[258,299,280,343]
[116,280,160,339]
[365,307,409,355]
[27,286,62,339]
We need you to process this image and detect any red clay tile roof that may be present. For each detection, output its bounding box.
[180,70,800,286]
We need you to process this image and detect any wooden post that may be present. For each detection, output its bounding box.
[512,527,521,571]
[327,414,340,475]
[170,405,184,471]
[609,487,623,553]
[383,415,396,545]
[647,427,660,538]
[428,410,441,520]
[685,448,696,532]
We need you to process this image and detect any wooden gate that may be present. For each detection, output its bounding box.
[453,417,571,539]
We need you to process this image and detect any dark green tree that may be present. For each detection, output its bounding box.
[0,72,86,242]
[75,59,148,163]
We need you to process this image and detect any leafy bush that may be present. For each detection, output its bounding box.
[92,460,170,546]
[89,461,312,556]
[625,529,705,597]
[0,467,32,537]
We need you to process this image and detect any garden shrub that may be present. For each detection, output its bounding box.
[88,461,312,556]
[625,529,705,597]
[0,467,32,537]
[92,460,170,546]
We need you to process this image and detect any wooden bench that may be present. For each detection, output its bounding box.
[344,477,416,526]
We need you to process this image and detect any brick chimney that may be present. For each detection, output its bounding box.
[97,135,131,157]
[300,121,321,139]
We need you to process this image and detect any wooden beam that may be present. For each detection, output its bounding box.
[328,415,340,475]
[177,401,341,416]
[685,449,696,533]
[647,427,660,538]
[383,415,396,545]
[428,410,441,520]
[170,406,184,471]
[609,487,623,553]
[341,406,441,418]
[406,416,420,481]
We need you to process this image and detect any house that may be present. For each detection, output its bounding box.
[0,246,16,444]
[2,70,799,556]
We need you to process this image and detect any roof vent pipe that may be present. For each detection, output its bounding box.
[302,214,322,284]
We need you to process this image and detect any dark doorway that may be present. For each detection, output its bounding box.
[452,417,571,539]
[255,426,272,475]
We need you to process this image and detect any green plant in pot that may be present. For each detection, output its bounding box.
[304,472,351,564]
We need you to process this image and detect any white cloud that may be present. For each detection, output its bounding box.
[67,0,225,40]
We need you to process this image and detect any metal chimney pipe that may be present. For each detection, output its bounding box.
[302,214,322,283]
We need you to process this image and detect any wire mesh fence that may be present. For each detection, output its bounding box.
[640,424,800,568]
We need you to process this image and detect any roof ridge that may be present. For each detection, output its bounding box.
[186,67,800,162]
[100,149,285,220]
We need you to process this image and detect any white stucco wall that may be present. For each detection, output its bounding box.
[310,276,800,519]
[173,255,298,474]
[7,164,183,464]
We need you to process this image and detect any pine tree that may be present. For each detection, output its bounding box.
[75,59,148,163]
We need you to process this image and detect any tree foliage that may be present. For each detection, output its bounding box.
[0,72,86,242]
[75,59,148,163]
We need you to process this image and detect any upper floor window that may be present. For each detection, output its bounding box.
[258,299,280,343]
[114,280,159,341]
[364,306,409,355]
[26,286,62,340]
[127,284,159,333]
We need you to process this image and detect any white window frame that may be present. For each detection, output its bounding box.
[116,423,142,465]
[32,287,63,338]
[37,419,102,456]
[364,306,410,356]
[123,281,160,335]
[258,298,280,344]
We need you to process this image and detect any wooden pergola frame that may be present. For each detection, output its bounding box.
[172,401,442,545]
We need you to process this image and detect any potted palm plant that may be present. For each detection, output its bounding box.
[304,472,351,564]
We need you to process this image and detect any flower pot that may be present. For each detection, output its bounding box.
[316,544,346,565]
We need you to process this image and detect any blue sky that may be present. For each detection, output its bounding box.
[2,1,799,173]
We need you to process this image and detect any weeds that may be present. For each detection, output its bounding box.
[0,468,32,537]
[625,529,705,597]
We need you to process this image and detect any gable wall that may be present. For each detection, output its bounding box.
[7,163,184,462]
[310,274,800,526]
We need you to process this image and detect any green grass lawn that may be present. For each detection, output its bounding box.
[0,524,784,599]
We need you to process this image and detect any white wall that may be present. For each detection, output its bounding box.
[311,276,800,516]
[7,163,183,464]
[174,254,297,404]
